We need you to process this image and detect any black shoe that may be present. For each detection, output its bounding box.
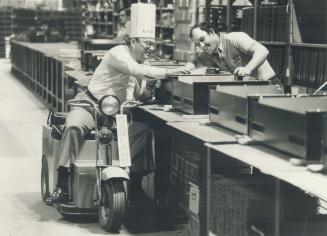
[45,188,68,205]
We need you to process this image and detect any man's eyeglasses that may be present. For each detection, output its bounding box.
[138,40,157,51]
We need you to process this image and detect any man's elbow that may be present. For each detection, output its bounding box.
[257,45,269,59]
[262,47,269,58]
[252,43,269,59]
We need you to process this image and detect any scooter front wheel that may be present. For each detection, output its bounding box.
[99,180,126,232]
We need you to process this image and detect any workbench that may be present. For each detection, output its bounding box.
[133,105,218,207]
[206,143,327,201]
[136,105,327,236]
[134,105,238,236]
[205,143,327,236]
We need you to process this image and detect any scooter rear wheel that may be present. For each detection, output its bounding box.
[99,180,126,232]
[41,156,50,202]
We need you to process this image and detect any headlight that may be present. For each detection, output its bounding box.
[98,127,114,145]
[99,95,120,116]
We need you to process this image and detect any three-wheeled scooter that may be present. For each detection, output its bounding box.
[41,95,140,232]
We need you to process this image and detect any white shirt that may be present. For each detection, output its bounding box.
[88,45,167,103]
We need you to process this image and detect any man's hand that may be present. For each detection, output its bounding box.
[138,89,153,102]
[185,62,196,70]
[233,67,252,77]
[167,66,191,76]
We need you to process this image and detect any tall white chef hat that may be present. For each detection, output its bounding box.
[130,3,156,39]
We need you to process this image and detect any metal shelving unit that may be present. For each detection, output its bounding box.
[0,8,14,58]
[244,0,327,89]
[79,0,115,39]
[155,5,176,59]
[64,10,84,41]
[10,41,80,112]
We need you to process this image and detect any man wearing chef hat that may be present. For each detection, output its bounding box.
[45,3,190,205]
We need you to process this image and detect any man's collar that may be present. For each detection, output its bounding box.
[217,34,223,53]
[211,33,223,56]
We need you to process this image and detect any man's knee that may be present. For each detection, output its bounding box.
[64,126,84,138]
[65,107,95,134]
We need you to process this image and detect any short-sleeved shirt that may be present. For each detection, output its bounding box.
[88,45,166,103]
[192,32,276,80]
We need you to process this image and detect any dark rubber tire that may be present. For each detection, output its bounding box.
[41,156,50,202]
[98,180,126,232]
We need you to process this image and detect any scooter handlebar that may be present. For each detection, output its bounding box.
[67,99,97,109]
[120,100,142,114]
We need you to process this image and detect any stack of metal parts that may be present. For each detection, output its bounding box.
[249,95,327,164]
[209,85,327,165]
[210,175,318,236]
[172,75,268,114]
[148,61,186,104]
[209,84,284,134]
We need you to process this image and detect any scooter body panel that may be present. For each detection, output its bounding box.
[42,125,60,193]
[73,162,96,208]
[42,125,98,209]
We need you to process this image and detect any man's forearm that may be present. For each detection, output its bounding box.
[245,45,269,72]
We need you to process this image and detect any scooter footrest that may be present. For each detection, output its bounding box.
[55,203,98,215]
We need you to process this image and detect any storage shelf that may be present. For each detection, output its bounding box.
[0,9,84,54]
[155,5,175,60]
[92,22,113,25]
[157,7,174,11]
[259,41,288,46]
[160,25,175,29]
[291,43,327,49]
[87,9,113,13]
[159,42,175,47]
[10,41,80,112]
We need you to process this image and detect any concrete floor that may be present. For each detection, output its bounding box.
[0,59,185,236]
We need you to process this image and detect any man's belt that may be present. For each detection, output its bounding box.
[85,89,99,103]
